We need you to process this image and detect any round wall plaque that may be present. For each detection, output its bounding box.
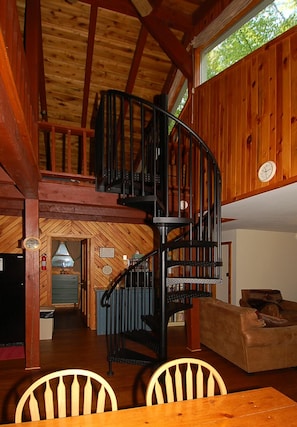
[23,236,41,251]
[102,265,113,275]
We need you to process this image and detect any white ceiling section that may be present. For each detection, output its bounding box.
[222,182,297,233]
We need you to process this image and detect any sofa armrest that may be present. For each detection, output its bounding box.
[280,299,297,311]
[239,299,250,307]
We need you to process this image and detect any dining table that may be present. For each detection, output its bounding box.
[6,386,297,426]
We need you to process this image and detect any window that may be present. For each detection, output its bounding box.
[201,0,297,82]
[169,80,188,132]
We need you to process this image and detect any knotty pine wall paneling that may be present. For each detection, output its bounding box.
[0,216,23,253]
[39,218,154,330]
[188,26,297,205]
[0,216,154,331]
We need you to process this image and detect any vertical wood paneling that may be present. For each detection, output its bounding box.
[190,27,297,204]
[290,32,297,175]
[279,37,291,181]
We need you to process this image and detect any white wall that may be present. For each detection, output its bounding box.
[222,229,297,305]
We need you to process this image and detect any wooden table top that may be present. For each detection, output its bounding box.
[8,387,297,427]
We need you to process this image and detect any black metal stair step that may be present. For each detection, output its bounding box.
[166,260,222,268]
[166,239,218,250]
[167,277,222,285]
[167,289,212,302]
[108,348,158,366]
[123,330,159,353]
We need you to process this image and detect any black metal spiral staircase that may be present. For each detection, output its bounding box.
[95,90,222,375]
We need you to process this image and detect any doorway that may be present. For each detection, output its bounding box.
[215,242,231,303]
[51,238,89,328]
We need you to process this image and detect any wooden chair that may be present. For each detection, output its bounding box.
[15,368,118,422]
[145,357,227,406]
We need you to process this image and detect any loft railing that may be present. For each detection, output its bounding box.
[38,122,95,181]
[95,90,221,228]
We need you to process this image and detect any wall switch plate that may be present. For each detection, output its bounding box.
[99,247,115,258]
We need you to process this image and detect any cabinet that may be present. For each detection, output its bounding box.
[52,275,79,304]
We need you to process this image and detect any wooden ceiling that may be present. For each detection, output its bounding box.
[15,0,223,130]
[1,0,262,220]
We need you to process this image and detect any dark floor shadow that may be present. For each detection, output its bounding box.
[54,307,85,330]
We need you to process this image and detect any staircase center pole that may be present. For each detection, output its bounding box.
[159,224,168,362]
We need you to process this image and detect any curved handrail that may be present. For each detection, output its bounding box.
[100,209,214,308]
[100,248,158,307]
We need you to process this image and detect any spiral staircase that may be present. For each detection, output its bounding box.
[95,90,222,375]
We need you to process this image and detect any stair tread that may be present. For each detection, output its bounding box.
[108,348,157,366]
[167,289,211,301]
[167,277,222,285]
[167,260,222,267]
[167,240,218,249]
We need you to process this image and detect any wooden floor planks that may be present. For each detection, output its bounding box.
[0,307,297,424]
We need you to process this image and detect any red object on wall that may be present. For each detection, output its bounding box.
[41,254,47,270]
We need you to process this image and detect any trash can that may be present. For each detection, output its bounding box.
[40,307,55,340]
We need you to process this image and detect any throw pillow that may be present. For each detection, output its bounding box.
[256,311,288,328]
[260,302,281,318]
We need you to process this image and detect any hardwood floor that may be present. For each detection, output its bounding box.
[1,307,297,424]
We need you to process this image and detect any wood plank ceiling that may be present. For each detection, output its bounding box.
[2,0,260,220]
[16,0,215,129]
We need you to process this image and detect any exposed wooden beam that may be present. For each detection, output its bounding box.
[24,0,41,119]
[39,202,147,223]
[130,1,193,80]
[0,76,40,198]
[38,2,47,119]
[81,0,192,32]
[81,3,98,128]
[192,0,262,49]
[126,25,148,93]
[38,181,147,222]
[0,5,40,198]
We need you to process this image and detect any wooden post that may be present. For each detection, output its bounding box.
[185,298,201,352]
[24,199,40,369]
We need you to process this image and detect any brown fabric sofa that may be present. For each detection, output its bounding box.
[199,296,297,373]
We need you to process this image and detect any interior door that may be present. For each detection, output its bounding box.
[80,239,88,326]
[216,242,231,303]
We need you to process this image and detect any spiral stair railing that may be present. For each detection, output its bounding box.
[95,90,222,374]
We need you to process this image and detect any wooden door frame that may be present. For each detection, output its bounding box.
[48,234,93,328]
[222,241,232,303]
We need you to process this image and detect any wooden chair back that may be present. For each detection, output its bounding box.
[145,357,227,406]
[15,368,118,422]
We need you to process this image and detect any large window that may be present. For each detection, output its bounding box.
[201,0,297,82]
